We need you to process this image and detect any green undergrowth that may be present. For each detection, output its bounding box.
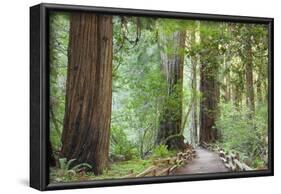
[50,158,153,183]
[213,141,266,169]
[50,144,178,183]
[215,102,268,169]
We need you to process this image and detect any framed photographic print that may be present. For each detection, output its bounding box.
[30,3,274,191]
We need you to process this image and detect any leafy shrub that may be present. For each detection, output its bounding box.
[51,158,92,182]
[152,144,169,158]
[216,102,268,168]
[110,125,139,160]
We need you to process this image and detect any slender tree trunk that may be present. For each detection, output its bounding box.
[223,53,231,102]
[256,62,264,105]
[244,35,255,118]
[256,75,262,104]
[190,60,198,146]
[263,80,268,103]
[157,31,186,150]
[232,81,243,108]
[231,56,244,109]
[190,30,198,146]
[61,13,112,175]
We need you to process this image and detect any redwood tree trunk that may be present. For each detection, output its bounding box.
[199,63,219,143]
[199,24,220,144]
[157,31,186,150]
[61,13,112,175]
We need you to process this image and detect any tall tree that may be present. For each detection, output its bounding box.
[245,40,255,114]
[253,25,269,105]
[240,26,255,118]
[222,52,232,102]
[61,13,113,175]
[189,27,199,146]
[49,13,69,156]
[199,22,220,144]
[245,36,255,115]
[157,30,186,150]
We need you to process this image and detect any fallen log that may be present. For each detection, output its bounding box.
[176,159,185,165]
[135,146,196,178]
[121,173,136,178]
[157,167,171,176]
[170,157,178,164]
[153,158,170,165]
[169,165,178,174]
[136,166,157,177]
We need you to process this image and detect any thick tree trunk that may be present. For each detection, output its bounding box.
[157,31,186,150]
[199,63,219,143]
[199,24,220,144]
[61,13,112,175]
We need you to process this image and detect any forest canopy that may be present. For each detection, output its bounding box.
[49,12,269,182]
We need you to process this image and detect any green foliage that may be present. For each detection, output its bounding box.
[103,159,152,178]
[111,17,167,159]
[216,102,268,168]
[152,144,170,158]
[51,158,92,182]
[49,12,269,182]
[110,125,139,160]
[51,159,152,182]
[49,13,69,152]
[59,158,92,172]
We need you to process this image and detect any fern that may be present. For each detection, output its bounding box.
[56,158,92,179]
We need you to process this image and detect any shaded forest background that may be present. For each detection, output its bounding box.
[49,12,269,182]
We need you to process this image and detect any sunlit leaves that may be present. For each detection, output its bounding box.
[49,12,70,151]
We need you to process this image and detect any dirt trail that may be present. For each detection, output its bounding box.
[173,147,229,174]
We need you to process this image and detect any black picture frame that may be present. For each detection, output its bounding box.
[30,3,274,191]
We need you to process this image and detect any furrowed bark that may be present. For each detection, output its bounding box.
[61,13,112,175]
[157,31,186,150]
[199,22,220,144]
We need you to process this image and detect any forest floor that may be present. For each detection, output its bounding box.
[50,147,231,183]
[173,147,229,174]
[50,158,156,183]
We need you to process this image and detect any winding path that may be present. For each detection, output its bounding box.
[173,147,229,174]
